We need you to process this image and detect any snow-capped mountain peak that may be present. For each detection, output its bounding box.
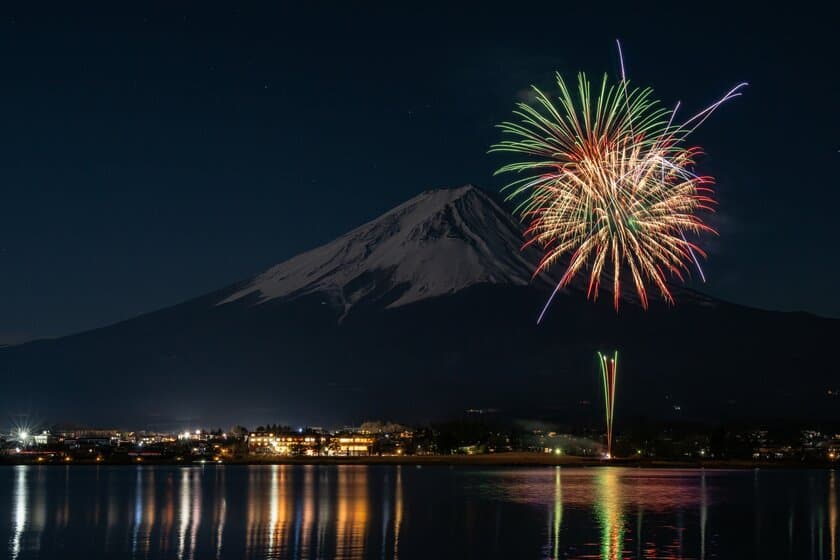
[218,185,541,312]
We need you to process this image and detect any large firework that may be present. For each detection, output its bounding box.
[492,42,745,319]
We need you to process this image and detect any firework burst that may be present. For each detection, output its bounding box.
[491,42,745,319]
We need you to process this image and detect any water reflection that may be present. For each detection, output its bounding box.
[238,465,404,559]
[594,469,624,559]
[546,467,562,559]
[394,466,403,558]
[831,470,837,560]
[177,469,190,559]
[700,471,707,560]
[214,468,226,560]
[2,465,840,559]
[336,466,368,559]
[545,468,840,559]
[9,466,26,560]
[130,467,156,555]
[529,468,713,558]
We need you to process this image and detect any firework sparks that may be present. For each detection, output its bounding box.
[491,42,745,318]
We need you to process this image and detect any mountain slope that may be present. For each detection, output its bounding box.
[0,185,836,429]
[219,185,545,314]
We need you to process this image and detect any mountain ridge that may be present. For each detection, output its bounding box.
[217,185,547,315]
[0,185,836,428]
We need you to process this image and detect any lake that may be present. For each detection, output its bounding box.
[1,465,837,559]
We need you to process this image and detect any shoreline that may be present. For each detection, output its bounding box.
[1,452,835,469]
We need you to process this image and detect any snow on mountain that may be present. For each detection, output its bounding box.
[218,185,544,313]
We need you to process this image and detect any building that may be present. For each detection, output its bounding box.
[54,427,121,440]
[248,431,325,456]
[332,435,374,456]
[135,432,176,445]
[33,431,51,445]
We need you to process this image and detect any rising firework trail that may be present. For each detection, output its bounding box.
[598,351,619,458]
[491,41,746,321]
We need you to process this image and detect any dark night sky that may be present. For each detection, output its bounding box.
[0,4,837,342]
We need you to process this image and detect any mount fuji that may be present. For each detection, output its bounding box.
[218,185,546,314]
[1,185,836,429]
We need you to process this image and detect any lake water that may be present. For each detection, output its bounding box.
[0,465,837,559]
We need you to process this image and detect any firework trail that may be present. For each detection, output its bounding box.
[491,41,745,320]
[598,351,619,458]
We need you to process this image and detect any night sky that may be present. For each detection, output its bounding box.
[1,4,837,343]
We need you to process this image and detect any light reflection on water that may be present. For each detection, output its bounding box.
[9,466,26,559]
[0,465,838,559]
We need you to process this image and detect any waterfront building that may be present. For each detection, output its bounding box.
[248,431,325,455]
